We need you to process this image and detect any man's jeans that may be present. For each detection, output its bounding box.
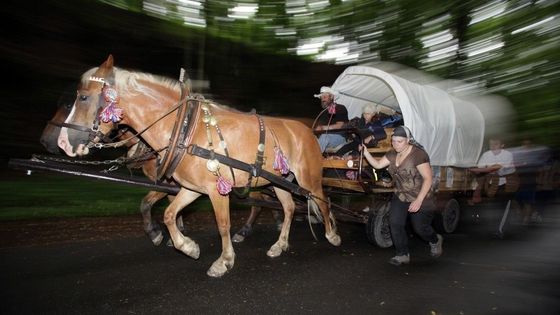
[318,133,346,153]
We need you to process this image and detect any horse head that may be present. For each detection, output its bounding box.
[40,84,80,154]
[58,55,120,156]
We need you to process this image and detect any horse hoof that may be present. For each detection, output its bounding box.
[207,266,226,278]
[183,243,200,259]
[326,233,342,246]
[150,231,164,246]
[266,243,285,258]
[207,260,230,278]
[232,233,245,243]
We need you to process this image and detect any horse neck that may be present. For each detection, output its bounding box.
[119,81,183,151]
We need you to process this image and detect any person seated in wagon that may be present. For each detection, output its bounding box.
[335,103,387,158]
[313,86,349,153]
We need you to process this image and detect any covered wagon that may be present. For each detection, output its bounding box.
[321,62,514,247]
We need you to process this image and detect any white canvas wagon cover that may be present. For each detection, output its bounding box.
[330,63,513,167]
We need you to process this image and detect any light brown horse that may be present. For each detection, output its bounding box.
[41,95,282,245]
[41,100,181,245]
[57,55,340,277]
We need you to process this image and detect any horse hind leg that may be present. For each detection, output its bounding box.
[140,191,168,246]
[232,191,268,243]
[232,204,261,243]
[266,187,295,258]
[163,189,202,259]
[294,169,341,246]
[310,197,341,246]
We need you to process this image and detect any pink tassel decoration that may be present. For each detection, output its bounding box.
[273,147,290,175]
[346,170,357,180]
[100,103,123,123]
[327,104,336,115]
[216,175,232,195]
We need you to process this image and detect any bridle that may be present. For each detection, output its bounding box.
[49,75,122,145]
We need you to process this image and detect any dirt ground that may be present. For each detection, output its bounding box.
[0,210,274,248]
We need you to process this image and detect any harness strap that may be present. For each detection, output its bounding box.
[213,123,237,186]
[162,98,201,179]
[232,114,266,198]
[49,120,113,143]
[188,144,311,198]
[156,77,191,180]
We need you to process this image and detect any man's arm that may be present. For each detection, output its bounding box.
[317,121,345,131]
[470,164,501,174]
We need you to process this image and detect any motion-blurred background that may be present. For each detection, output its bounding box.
[1,0,559,161]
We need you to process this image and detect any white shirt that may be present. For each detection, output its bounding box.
[477,149,516,186]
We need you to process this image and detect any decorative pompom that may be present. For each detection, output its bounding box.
[345,170,357,180]
[100,103,123,123]
[216,176,232,195]
[273,147,290,175]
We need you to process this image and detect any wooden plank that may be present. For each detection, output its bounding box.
[367,147,391,154]
[322,159,358,169]
[322,178,365,192]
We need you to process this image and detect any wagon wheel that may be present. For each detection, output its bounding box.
[434,198,460,234]
[366,200,393,248]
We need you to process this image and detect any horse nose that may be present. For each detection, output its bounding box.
[40,136,59,154]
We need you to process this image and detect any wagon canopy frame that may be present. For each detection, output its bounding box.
[330,63,513,167]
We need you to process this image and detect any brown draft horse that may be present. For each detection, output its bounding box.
[57,55,341,277]
[41,102,181,245]
[41,96,280,245]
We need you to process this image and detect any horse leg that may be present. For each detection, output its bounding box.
[266,187,295,258]
[166,195,185,232]
[294,170,342,247]
[140,191,168,246]
[163,195,187,247]
[163,189,201,259]
[311,195,341,246]
[272,209,284,231]
[232,204,262,243]
[207,191,235,277]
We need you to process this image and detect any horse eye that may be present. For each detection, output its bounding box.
[79,95,89,102]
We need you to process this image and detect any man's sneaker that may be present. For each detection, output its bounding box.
[388,254,410,266]
[430,234,443,257]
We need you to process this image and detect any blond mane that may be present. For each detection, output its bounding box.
[81,67,184,102]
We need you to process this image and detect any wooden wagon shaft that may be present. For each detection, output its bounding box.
[7,158,300,212]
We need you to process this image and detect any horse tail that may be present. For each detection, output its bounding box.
[307,197,338,240]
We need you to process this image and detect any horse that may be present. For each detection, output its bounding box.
[40,92,182,245]
[40,96,282,245]
[57,55,341,277]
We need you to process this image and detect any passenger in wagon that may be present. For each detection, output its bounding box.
[313,86,349,153]
[335,103,386,158]
[361,126,443,265]
[469,137,517,206]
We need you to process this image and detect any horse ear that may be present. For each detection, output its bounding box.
[101,54,114,69]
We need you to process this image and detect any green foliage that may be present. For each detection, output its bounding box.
[0,173,214,221]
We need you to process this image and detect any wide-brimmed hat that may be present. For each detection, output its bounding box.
[314,86,337,98]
